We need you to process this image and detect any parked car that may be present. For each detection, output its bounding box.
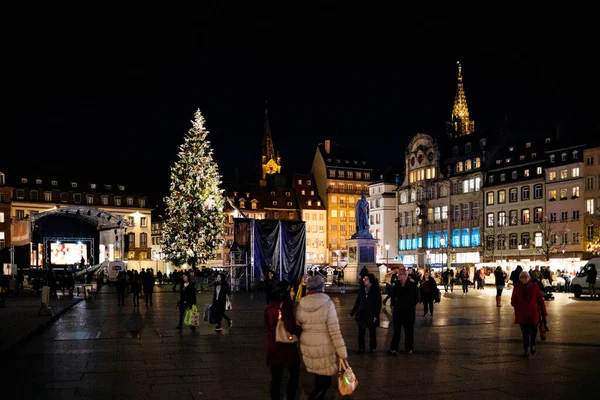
[571,258,600,298]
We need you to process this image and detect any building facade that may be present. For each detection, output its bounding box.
[483,140,546,262]
[366,180,397,263]
[293,174,327,265]
[545,143,586,260]
[311,140,372,265]
[0,171,10,251]
[583,146,600,257]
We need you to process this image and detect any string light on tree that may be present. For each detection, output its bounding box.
[162,109,225,268]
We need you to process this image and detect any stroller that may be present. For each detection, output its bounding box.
[541,278,555,301]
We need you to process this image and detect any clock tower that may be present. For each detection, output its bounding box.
[260,108,282,187]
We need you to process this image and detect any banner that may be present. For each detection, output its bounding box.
[11,220,31,246]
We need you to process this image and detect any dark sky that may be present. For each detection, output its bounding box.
[3,15,599,207]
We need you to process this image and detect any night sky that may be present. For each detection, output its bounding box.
[3,15,599,207]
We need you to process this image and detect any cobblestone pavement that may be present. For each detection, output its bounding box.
[5,285,600,399]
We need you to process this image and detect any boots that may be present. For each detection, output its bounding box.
[496,296,502,307]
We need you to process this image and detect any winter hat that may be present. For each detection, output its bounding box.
[306,275,325,292]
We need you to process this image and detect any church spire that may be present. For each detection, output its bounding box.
[448,61,475,137]
[262,107,276,162]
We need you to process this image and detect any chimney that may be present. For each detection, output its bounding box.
[324,140,330,154]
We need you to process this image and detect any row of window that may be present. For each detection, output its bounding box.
[303,212,325,221]
[328,170,371,180]
[306,225,326,233]
[455,158,482,173]
[330,224,356,234]
[451,139,486,156]
[548,187,580,201]
[399,178,482,204]
[549,150,579,163]
[128,233,148,248]
[330,195,356,205]
[409,167,437,183]
[18,178,126,191]
[486,231,580,250]
[488,167,543,184]
[548,167,580,181]
[14,190,145,207]
[329,183,365,193]
[486,185,543,205]
[399,228,481,250]
[486,208,580,227]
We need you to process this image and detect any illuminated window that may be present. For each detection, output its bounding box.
[537,167,542,175]
[534,207,543,223]
[474,158,481,168]
[521,209,530,224]
[535,232,543,247]
[498,211,506,226]
[549,190,556,200]
[549,171,556,181]
[522,233,530,248]
[572,167,580,177]
[456,162,463,172]
[44,192,52,202]
[498,190,506,204]
[509,210,518,225]
[487,192,494,205]
[330,209,337,218]
[126,197,133,206]
[587,199,595,214]
[462,228,470,247]
[572,186,579,197]
[524,169,530,177]
[115,197,122,206]
[487,213,494,227]
[509,188,518,202]
[465,160,472,170]
[560,169,568,179]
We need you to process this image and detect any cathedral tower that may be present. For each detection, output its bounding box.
[260,108,281,187]
[447,61,475,138]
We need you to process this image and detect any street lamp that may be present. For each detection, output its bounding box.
[385,242,390,265]
[517,244,522,260]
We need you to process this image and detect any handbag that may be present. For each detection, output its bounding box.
[338,358,358,396]
[275,302,298,343]
[226,295,233,311]
[434,288,441,303]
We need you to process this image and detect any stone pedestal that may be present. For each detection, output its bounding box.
[345,238,379,286]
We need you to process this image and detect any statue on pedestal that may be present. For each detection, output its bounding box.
[353,194,373,239]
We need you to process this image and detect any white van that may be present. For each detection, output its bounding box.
[102,261,127,283]
[571,258,600,298]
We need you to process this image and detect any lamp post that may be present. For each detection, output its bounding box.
[517,244,522,260]
[426,249,430,271]
[385,242,390,265]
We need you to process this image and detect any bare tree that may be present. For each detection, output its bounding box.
[535,216,570,261]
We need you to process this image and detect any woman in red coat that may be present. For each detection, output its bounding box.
[511,271,548,357]
[264,281,301,400]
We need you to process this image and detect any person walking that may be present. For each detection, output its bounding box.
[388,266,420,355]
[115,271,126,306]
[382,267,398,306]
[494,266,505,307]
[587,264,597,298]
[265,281,301,400]
[143,269,155,306]
[296,275,348,400]
[176,273,197,331]
[420,270,437,317]
[131,270,141,308]
[213,273,232,331]
[350,273,381,353]
[459,267,470,294]
[511,271,548,357]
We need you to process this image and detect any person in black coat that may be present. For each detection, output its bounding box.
[115,271,126,306]
[419,270,438,317]
[389,266,420,355]
[350,273,382,353]
[264,270,277,304]
[142,270,155,306]
[176,273,197,331]
[131,270,141,307]
[213,273,232,331]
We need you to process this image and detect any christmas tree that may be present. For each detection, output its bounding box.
[162,109,225,268]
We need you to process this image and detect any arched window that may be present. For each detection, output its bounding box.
[440,185,448,197]
[452,146,458,156]
[465,142,472,153]
[400,191,407,204]
[456,162,464,172]
[410,190,417,202]
[417,187,424,201]
[426,186,434,200]
[465,159,472,170]
[480,138,486,148]
[140,233,148,248]
[474,158,481,168]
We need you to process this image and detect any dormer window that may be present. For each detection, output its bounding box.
[520,155,525,160]
[496,160,502,165]
[573,150,579,159]
[273,201,278,205]
[251,200,257,210]
[345,160,349,164]
[550,155,556,163]
[356,172,362,179]
[285,192,290,196]
[561,153,567,161]
[90,183,96,189]
[465,142,472,153]
[301,190,306,195]
[21,178,28,183]
[36,179,42,184]
[545,137,551,143]
[114,196,121,206]
[307,200,312,206]
[531,153,537,158]
[71,182,78,188]
[139,198,146,207]
[526,142,532,148]
[86,195,94,205]
[311,191,315,195]
[364,172,370,180]
[119,185,125,191]
[233,192,238,197]
[297,179,302,185]
[509,147,515,152]
[101,196,109,205]
[51,180,58,186]
[126,197,133,206]
[353,161,358,165]
[452,146,458,156]
[480,138,487,148]
[327,158,332,162]
[105,184,112,190]
[287,202,292,206]
[307,180,311,185]
[271,191,276,196]
[246,192,250,197]
[505,158,511,163]
[336,159,341,163]
[239,199,246,208]
[361,161,366,166]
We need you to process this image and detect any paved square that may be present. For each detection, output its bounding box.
[5,286,600,399]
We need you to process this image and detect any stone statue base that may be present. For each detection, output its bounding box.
[344,237,379,286]
[350,230,374,240]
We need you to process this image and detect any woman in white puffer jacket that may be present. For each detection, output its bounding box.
[296,275,348,400]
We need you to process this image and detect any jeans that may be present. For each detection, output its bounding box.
[390,313,415,351]
[215,307,231,327]
[358,325,376,351]
[496,285,504,297]
[520,324,538,351]
[462,281,469,293]
[270,365,299,400]
[309,374,331,400]
[117,290,125,305]
[423,296,434,315]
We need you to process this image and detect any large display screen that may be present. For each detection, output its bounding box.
[50,243,88,265]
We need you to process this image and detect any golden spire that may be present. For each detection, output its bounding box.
[262,106,276,162]
[450,61,475,137]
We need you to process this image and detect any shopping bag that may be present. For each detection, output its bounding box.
[203,304,211,322]
[208,304,217,324]
[275,302,298,343]
[184,308,192,326]
[539,321,547,341]
[338,358,358,396]
[189,305,200,327]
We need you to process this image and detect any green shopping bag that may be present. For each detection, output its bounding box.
[184,307,193,326]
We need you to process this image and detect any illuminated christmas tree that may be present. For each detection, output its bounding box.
[162,109,225,267]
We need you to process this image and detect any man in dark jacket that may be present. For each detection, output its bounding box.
[587,264,597,298]
[350,273,382,353]
[389,266,419,355]
[176,273,197,331]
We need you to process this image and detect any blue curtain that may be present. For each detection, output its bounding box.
[452,229,460,248]
[253,220,281,279]
[280,221,306,285]
[462,228,470,247]
[471,228,480,246]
